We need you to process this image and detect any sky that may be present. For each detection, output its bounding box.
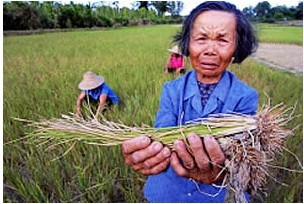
[71,0,302,16]
[180,0,301,15]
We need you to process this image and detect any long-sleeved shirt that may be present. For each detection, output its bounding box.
[144,69,258,202]
[84,83,120,104]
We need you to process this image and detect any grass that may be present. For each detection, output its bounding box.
[3,24,303,202]
[254,23,303,45]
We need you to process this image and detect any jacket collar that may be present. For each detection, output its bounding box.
[184,70,230,117]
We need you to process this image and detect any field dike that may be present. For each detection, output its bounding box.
[251,43,303,74]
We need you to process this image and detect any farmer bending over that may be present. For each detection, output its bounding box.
[164,45,186,74]
[122,1,258,202]
[76,71,120,118]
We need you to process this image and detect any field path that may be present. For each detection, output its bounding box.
[250,43,303,74]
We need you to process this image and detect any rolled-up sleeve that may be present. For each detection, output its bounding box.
[154,83,178,128]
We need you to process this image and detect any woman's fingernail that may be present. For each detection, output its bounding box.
[204,136,214,142]
[174,141,181,149]
[188,134,198,143]
[163,148,170,157]
[141,137,149,145]
[153,142,162,151]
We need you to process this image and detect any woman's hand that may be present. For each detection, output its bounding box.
[76,92,85,118]
[122,136,171,175]
[170,133,225,184]
[75,109,82,118]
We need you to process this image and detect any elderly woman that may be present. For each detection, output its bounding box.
[122,1,258,202]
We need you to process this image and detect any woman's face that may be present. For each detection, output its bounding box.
[189,10,237,83]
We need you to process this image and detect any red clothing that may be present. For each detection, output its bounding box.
[169,54,183,69]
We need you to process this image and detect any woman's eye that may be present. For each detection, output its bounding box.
[218,39,230,46]
[196,37,206,42]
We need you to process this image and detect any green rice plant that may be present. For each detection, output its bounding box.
[13,102,302,203]
[4,24,302,202]
[254,23,303,45]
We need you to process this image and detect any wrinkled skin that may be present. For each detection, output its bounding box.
[122,136,171,175]
[170,133,225,183]
[190,11,237,83]
[121,134,225,183]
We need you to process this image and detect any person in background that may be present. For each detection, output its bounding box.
[164,45,186,74]
[76,71,120,118]
[122,1,258,202]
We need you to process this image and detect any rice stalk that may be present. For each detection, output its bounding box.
[13,104,302,202]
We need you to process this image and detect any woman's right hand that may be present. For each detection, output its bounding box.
[122,136,171,175]
[75,109,82,118]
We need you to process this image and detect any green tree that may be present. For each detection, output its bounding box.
[38,2,57,28]
[139,7,148,18]
[295,2,303,20]
[57,4,74,28]
[271,6,292,20]
[138,1,149,10]
[167,1,183,17]
[3,0,192,30]
[121,7,131,19]
[254,1,271,19]
[94,5,115,27]
[147,9,157,20]
[3,1,41,30]
[242,6,256,20]
[151,1,168,16]
[83,4,93,27]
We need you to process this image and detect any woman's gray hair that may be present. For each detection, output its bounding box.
[174,1,258,64]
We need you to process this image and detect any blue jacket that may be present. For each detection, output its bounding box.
[144,70,258,202]
[84,83,120,104]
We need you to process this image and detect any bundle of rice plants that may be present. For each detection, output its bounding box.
[13,103,302,202]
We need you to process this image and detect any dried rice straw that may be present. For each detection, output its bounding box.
[13,103,302,202]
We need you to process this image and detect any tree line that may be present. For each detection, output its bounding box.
[243,1,303,23]
[3,1,303,31]
[3,1,184,30]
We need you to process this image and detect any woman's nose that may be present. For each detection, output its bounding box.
[204,40,216,55]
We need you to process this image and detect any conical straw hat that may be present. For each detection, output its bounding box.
[78,71,104,90]
[167,45,182,54]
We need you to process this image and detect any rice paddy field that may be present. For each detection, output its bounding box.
[255,23,303,45]
[3,24,303,202]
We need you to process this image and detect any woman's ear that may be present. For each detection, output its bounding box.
[231,57,235,63]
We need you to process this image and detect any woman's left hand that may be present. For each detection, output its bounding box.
[170,133,225,184]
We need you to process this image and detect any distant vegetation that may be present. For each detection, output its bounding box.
[3,1,303,31]
[3,1,184,30]
[243,1,303,23]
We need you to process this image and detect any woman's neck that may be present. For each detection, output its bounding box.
[196,73,223,84]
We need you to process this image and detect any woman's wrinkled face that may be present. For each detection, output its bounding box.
[189,10,237,83]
